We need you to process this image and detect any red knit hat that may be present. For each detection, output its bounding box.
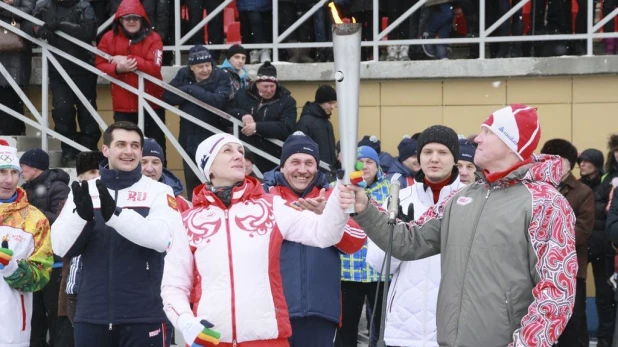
[481,104,541,160]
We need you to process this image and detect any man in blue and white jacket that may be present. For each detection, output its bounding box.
[367,125,464,347]
[51,121,184,347]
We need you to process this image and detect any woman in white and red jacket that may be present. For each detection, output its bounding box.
[161,133,350,347]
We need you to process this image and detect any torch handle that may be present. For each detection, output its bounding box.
[345,204,355,214]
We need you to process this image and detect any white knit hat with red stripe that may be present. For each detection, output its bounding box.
[481,104,541,160]
[195,133,243,179]
[0,139,20,172]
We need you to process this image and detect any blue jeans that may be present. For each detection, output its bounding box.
[425,4,454,59]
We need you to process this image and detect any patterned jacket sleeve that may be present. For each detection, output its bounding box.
[510,186,577,347]
[5,214,52,292]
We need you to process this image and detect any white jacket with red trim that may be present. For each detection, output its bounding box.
[161,177,349,345]
[367,174,464,347]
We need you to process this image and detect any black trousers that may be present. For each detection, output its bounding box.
[604,0,617,33]
[55,316,75,347]
[279,2,314,42]
[30,267,62,347]
[50,74,100,157]
[556,278,588,347]
[335,281,385,347]
[185,0,224,59]
[387,0,417,40]
[590,254,616,340]
[487,0,523,57]
[289,317,337,347]
[74,322,171,347]
[239,11,272,44]
[114,109,167,166]
[0,86,25,135]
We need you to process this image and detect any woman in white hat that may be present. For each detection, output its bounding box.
[161,133,349,347]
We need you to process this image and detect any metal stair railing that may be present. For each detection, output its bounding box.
[0,1,333,180]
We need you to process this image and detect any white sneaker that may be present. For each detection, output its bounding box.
[250,50,260,64]
[398,45,410,61]
[260,49,271,63]
[386,45,398,61]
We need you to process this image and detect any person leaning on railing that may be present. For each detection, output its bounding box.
[225,61,297,173]
[163,45,231,200]
[23,0,100,167]
[95,0,168,163]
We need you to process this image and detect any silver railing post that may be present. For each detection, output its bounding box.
[273,0,279,62]
[587,0,594,55]
[174,0,182,65]
[373,0,379,60]
[41,48,49,151]
[479,0,486,59]
[138,74,145,131]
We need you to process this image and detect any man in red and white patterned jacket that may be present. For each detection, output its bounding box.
[339,104,578,347]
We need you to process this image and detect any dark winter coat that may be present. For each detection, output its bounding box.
[0,0,34,87]
[110,0,168,40]
[24,0,96,79]
[226,83,297,170]
[582,170,618,257]
[22,169,70,225]
[164,65,231,158]
[386,159,415,189]
[22,169,70,265]
[558,173,594,279]
[379,151,395,173]
[296,102,336,167]
[235,0,271,12]
[219,58,249,100]
[95,0,163,112]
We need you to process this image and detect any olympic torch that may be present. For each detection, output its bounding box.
[330,3,361,213]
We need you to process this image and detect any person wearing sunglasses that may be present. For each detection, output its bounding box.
[96,0,167,165]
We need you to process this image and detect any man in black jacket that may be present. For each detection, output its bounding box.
[296,85,337,169]
[226,61,297,173]
[163,45,231,199]
[24,0,99,166]
[19,148,70,347]
[51,121,183,347]
[578,148,615,347]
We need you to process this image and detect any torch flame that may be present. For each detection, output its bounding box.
[329,2,355,24]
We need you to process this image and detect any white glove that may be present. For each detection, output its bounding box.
[0,259,18,277]
[177,313,220,346]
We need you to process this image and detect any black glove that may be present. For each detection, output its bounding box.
[44,20,60,31]
[96,180,117,222]
[72,181,94,221]
[397,205,413,223]
[35,25,54,40]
